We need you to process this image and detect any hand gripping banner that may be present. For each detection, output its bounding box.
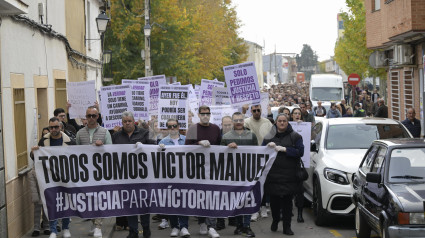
[34,144,277,220]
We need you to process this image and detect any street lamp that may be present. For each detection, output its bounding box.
[96,11,109,34]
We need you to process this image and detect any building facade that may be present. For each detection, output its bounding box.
[0,0,104,237]
[365,0,425,129]
[245,40,264,88]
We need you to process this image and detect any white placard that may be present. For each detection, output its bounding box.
[223,62,261,107]
[212,87,231,105]
[200,79,225,106]
[158,85,189,129]
[67,81,96,119]
[244,92,270,118]
[289,121,311,168]
[99,85,133,129]
[121,80,150,121]
[210,105,238,129]
[138,75,167,116]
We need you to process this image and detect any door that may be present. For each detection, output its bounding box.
[305,122,323,196]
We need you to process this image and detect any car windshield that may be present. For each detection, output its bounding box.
[311,88,342,101]
[388,148,425,183]
[326,124,410,150]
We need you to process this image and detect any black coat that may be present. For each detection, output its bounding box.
[263,124,304,196]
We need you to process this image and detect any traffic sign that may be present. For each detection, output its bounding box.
[348,73,360,86]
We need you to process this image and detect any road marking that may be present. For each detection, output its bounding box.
[329,230,342,237]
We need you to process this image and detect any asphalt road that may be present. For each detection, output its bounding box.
[112,206,362,238]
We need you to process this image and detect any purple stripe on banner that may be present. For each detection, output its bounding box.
[45,182,261,220]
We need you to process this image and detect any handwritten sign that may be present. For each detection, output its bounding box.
[212,87,231,105]
[138,75,166,116]
[158,85,189,129]
[67,81,96,119]
[121,80,150,121]
[99,85,133,129]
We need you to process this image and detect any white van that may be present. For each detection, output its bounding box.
[309,74,344,114]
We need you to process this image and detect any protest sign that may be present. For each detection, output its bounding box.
[289,121,311,167]
[99,85,133,129]
[212,87,231,106]
[34,144,277,220]
[223,62,261,107]
[171,82,181,85]
[138,75,166,116]
[210,105,238,128]
[199,79,225,106]
[67,81,96,119]
[158,85,189,129]
[121,80,150,121]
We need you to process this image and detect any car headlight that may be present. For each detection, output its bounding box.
[323,168,350,185]
[398,212,425,224]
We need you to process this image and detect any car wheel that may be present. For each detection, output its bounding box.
[355,206,371,238]
[313,180,327,226]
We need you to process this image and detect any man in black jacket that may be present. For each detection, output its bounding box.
[374,99,388,118]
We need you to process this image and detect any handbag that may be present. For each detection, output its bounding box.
[296,159,309,181]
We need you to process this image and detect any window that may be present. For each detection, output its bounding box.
[403,69,414,119]
[312,122,323,148]
[361,146,378,174]
[390,71,400,120]
[55,79,67,110]
[371,147,387,173]
[373,0,381,11]
[14,89,28,170]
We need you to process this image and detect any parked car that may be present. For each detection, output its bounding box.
[304,117,412,226]
[352,138,425,238]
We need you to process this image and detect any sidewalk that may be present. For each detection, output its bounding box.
[23,217,116,238]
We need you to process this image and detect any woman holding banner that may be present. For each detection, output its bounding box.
[263,114,304,236]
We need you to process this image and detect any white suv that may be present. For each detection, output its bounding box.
[303,117,412,226]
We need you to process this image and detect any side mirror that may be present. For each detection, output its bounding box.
[310,140,318,152]
[366,172,381,184]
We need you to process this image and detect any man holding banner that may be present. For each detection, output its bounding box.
[221,112,257,237]
[185,105,221,238]
[75,106,112,238]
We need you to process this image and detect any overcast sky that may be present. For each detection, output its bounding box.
[232,0,348,61]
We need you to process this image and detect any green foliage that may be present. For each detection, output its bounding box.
[104,0,247,85]
[296,44,318,81]
[334,0,385,81]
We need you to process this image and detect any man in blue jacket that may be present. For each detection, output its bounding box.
[402,108,421,138]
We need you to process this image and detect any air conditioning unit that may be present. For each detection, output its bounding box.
[369,51,387,68]
[393,44,414,65]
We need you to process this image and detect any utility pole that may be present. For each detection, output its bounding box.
[144,0,152,77]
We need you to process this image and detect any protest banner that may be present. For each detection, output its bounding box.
[122,80,150,121]
[99,85,133,129]
[210,105,238,128]
[138,75,166,116]
[34,144,277,220]
[289,121,311,167]
[199,79,225,106]
[212,87,231,106]
[67,81,97,119]
[158,85,189,129]
[223,62,261,107]
[244,92,270,118]
[171,82,181,85]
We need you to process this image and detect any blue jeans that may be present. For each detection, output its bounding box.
[49,218,70,234]
[127,214,150,234]
[169,215,189,229]
[236,215,251,228]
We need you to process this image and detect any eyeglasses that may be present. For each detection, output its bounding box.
[252,109,261,113]
[199,113,211,116]
[167,124,178,129]
[49,125,60,130]
[233,119,244,123]
[86,114,98,118]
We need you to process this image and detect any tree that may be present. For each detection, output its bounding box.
[104,0,247,85]
[296,44,318,81]
[334,0,385,85]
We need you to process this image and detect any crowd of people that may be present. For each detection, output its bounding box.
[29,81,421,238]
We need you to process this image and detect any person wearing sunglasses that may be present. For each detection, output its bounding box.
[30,117,76,238]
[75,106,112,238]
[157,119,190,237]
[220,112,258,237]
[185,105,221,238]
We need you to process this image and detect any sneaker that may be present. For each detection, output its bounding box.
[93,228,102,238]
[63,229,71,238]
[260,206,268,218]
[250,212,259,222]
[179,227,190,237]
[49,233,57,238]
[207,228,220,238]
[43,230,51,235]
[241,227,255,237]
[199,223,208,235]
[233,227,242,235]
[158,219,169,229]
[170,228,179,237]
[31,230,40,237]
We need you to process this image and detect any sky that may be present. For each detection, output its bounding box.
[232,0,348,61]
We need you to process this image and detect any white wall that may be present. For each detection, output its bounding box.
[246,41,264,88]
[1,1,67,180]
[85,0,103,92]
